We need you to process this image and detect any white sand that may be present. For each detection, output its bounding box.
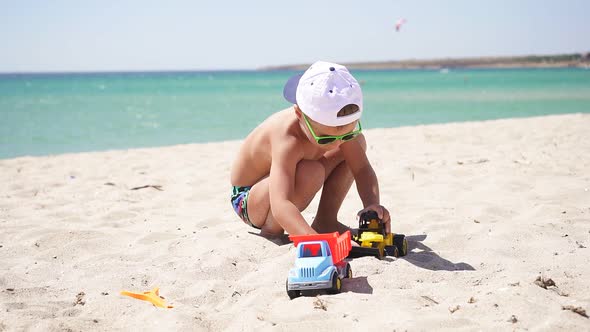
[1,114,589,331]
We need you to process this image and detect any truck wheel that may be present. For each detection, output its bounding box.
[393,234,408,256]
[286,279,300,300]
[377,246,386,259]
[345,263,352,279]
[384,245,399,257]
[328,273,342,294]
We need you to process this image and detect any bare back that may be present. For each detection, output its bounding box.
[230,108,325,187]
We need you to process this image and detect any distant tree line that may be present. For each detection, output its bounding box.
[265,53,590,70]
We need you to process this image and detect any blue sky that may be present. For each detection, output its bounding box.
[1,0,589,72]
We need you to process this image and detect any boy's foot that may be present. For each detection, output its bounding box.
[310,219,351,234]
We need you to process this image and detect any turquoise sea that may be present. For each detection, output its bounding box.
[1,68,589,159]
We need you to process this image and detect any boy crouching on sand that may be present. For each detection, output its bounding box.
[230,61,391,238]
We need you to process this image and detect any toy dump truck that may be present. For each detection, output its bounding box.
[349,210,408,259]
[286,231,352,299]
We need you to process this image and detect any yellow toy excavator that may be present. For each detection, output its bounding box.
[350,210,408,259]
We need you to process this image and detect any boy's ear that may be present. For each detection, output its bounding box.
[294,104,302,119]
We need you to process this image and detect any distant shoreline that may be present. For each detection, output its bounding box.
[2,64,587,76]
[262,53,590,71]
[2,53,589,75]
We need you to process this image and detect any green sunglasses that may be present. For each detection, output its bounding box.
[302,114,362,145]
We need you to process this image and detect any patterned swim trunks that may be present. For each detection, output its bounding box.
[230,186,261,229]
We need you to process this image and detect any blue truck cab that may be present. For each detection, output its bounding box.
[286,239,352,299]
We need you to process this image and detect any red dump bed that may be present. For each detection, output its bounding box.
[289,231,352,263]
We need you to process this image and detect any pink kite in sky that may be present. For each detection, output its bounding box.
[395,18,407,32]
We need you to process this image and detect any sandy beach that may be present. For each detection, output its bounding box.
[1,114,589,331]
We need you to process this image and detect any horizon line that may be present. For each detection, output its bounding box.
[1,51,588,75]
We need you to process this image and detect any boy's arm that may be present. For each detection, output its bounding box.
[341,135,392,233]
[268,137,317,235]
[341,134,379,206]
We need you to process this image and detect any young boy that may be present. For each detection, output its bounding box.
[230,61,391,238]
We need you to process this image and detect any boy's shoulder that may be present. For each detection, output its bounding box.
[258,108,308,156]
[258,108,298,139]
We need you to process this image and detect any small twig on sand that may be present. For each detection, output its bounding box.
[457,158,489,165]
[130,185,163,191]
[562,305,589,318]
[421,295,439,305]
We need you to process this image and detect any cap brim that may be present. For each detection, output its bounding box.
[282,73,303,104]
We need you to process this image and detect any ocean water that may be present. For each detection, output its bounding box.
[1,68,589,159]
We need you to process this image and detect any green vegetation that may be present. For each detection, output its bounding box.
[264,53,590,70]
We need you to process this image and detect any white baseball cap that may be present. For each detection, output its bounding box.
[283,61,363,127]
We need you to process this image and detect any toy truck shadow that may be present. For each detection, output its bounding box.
[400,234,475,271]
[286,231,352,299]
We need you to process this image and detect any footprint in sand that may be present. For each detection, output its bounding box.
[197,217,232,230]
[100,210,138,222]
[60,308,82,317]
[136,232,178,245]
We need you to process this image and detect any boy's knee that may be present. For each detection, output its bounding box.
[297,160,325,189]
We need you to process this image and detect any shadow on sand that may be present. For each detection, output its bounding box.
[401,234,475,271]
[296,276,373,298]
[251,231,473,298]
[248,231,292,246]
[249,232,475,271]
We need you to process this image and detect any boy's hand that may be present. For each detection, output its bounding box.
[357,204,391,234]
